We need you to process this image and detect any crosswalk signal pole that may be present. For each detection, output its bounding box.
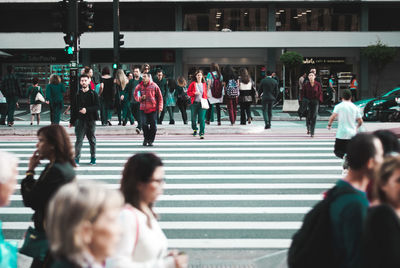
[113,0,121,71]
[69,0,79,119]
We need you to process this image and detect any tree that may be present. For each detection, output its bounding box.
[362,41,398,97]
[280,51,303,99]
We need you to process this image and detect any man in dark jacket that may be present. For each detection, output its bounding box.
[70,74,99,166]
[259,70,278,129]
[153,69,168,124]
[0,65,21,127]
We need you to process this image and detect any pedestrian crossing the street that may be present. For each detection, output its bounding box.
[0,137,342,250]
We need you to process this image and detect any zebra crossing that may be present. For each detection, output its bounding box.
[0,137,342,250]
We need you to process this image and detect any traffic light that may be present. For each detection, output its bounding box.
[52,0,69,33]
[118,34,124,48]
[63,33,74,55]
[113,63,118,70]
[79,1,94,34]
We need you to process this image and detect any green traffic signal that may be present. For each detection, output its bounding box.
[64,46,74,55]
[113,63,118,69]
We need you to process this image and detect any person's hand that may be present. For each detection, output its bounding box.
[141,95,146,101]
[45,101,49,105]
[169,251,188,268]
[327,124,332,130]
[16,102,19,109]
[28,149,41,171]
[120,95,124,101]
[79,108,86,114]
[69,123,73,128]
[195,91,200,95]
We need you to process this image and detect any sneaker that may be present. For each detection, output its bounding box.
[148,142,153,147]
[193,130,197,136]
[75,159,80,167]
[90,157,96,165]
[200,135,204,139]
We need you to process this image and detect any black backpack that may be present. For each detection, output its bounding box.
[288,185,356,268]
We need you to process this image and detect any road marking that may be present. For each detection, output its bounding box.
[168,239,291,249]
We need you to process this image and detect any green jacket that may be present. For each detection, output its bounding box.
[126,77,142,103]
[27,86,44,104]
[46,83,66,104]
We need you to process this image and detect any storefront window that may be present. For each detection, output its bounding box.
[183,7,268,31]
[275,7,360,31]
[369,7,400,31]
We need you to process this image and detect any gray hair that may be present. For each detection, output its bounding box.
[0,151,18,184]
[46,181,124,265]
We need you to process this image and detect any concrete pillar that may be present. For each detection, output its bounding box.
[268,3,276,32]
[175,4,183,31]
[360,4,369,97]
[80,49,91,66]
[267,48,276,73]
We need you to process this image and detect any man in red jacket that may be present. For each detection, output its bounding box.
[134,73,163,146]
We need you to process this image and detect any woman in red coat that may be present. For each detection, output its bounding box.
[187,69,208,139]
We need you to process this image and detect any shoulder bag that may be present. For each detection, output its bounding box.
[200,98,209,110]
[35,87,45,103]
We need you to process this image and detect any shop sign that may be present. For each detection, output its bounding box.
[303,57,346,64]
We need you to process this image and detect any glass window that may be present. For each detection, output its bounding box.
[369,7,400,31]
[183,7,268,31]
[276,6,360,31]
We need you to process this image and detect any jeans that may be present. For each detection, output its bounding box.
[306,99,319,136]
[226,97,238,124]
[122,101,134,124]
[206,103,221,123]
[141,111,157,143]
[0,103,7,124]
[6,96,17,123]
[191,102,206,135]
[75,119,96,160]
[158,100,167,124]
[262,100,273,127]
[240,102,252,124]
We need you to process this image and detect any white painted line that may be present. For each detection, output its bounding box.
[168,239,291,249]
[154,207,312,214]
[16,159,342,164]
[17,166,341,171]
[161,183,334,189]
[157,195,322,201]
[0,208,33,214]
[1,221,301,230]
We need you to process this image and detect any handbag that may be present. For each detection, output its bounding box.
[35,91,45,103]
[19,226,49,261]
[200,98,209,110]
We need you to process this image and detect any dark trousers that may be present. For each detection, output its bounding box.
[351,89,357,101]
[0,103,7,124]
[226,97,238,124]
[6,96,17,123]
[131,102,141,129]
[240,102,252,124]
[158,100,167,124]
[262,100,273,127]
[334,138,350,159]
[141,111,157,143]
[122,101,134,124]
[50,102,62,125]
[74,119,96,160]
[306,99,319,136]
[206,103,221,123]
[191,102,206,135]
[176,99,188,123]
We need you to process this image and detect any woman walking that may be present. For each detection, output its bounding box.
[99,67,114,126]
[206,63,224,125]
[349,75,358,101]
[108,153,188,268]
[27,77,44,125]
[301,72,323,137]
[238,68,256,125]
[45,74,66,125]
[223,66,239,125]
[166,78,176,124]
[187,70,208,139]
[175,76,189,124]
[114,69,129,126]
[21,125,76,267]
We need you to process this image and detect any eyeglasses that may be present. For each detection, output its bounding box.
[150,178,165,184]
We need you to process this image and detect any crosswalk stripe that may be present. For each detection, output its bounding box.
[168,239,291,249]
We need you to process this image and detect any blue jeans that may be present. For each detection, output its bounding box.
[140,111,157,143]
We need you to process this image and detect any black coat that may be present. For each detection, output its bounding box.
[21,162,75,231]
[259,77,278,102]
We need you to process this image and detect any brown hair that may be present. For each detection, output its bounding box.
[49,74,61,85]
[210,62,221,77]
[120,153,163,216]
[239,68,250,84]
[193,69,206,83]
[374,156,400,203]
[177,76,187,87]
[37,125,75,167]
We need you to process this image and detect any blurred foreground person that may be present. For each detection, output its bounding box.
[20,125,76,267]
[47,182,123,268]
[0,151,18,268]
[363,156,400,268]
[107,153,188,268]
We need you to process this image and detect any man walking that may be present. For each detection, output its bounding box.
[126,67,142,134]
[328,89,363,159]
[1,66,21,127]
[259,70,278,129]
[70,74,99,166]
[153,69,167,124]
[134,72,163,146]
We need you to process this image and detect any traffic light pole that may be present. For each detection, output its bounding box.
[69,0,79,116]
[113,0,120,70]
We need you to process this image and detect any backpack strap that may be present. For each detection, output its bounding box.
[124,205,140,255]
[210,72,217,81]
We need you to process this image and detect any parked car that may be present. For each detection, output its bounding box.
[354,87,400,121]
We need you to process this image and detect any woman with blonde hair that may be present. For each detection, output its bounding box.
[114,69,129,126]
[47,182,124,268]
[45,74,66,124]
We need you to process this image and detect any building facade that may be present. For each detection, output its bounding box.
[0,0,399,99]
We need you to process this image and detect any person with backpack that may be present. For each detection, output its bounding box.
[259,70,278,129]
[238,68,256,125]
[223,65,239,125]
[288,133,384,268]
[27,77,44,126]
[206,62,224,125]
[1,65,21,127]
[70,74,100,166]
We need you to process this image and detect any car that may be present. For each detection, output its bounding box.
[354,87,400,121]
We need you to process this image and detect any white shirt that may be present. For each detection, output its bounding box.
[332,101,362,139]
[106,207,175,268]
